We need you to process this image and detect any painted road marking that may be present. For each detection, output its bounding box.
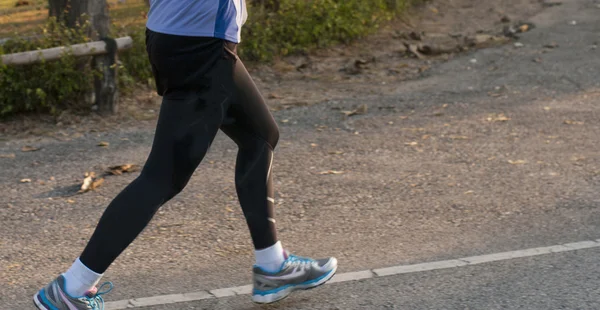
[105,239,600,309]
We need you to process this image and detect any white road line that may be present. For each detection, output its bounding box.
[105,239,600,309]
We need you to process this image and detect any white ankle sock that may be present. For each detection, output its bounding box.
[62,258,103,297]
[255,241,286,273]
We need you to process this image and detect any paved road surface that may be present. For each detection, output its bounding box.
[1,0,599,309]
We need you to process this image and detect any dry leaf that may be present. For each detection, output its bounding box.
[564,120,584,125]
[405,142,419,146]
[0,153,16,158]
[328,151,344,155]
[20,178,32,183]
[80,173,95,192]
[450,135,469,140]
[487,113,510,122]
[91,178,104,190]
[508,160,527,165]
[519,24,530,32]
[21,146,40,152]
[342,104,368,117]
[543,107,551,111]
[67,199,75,204]
[97,141,110,147]
[319,170,344,175]
[225,207,234,212]
[464,190,474,195]
[407,44,427,59]
[281,119,289,123]
[107,164,140,175]
[310,143,318,147]
[6,263,22,269]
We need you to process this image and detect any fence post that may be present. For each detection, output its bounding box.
[88,0,118,115]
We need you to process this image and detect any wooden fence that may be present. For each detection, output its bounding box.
[0,36,133,114]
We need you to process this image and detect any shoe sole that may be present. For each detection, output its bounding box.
[252,265,338,304]
[33,292,49,310]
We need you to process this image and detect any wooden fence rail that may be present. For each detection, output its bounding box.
[0,36,132,65]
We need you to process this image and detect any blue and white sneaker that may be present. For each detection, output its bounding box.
[33,275,113,310]
[252,252,338,304]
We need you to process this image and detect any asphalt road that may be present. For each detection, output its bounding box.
[1,0,599,309]
[149,247,600,310]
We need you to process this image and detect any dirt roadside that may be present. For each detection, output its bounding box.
[0,0,544,140]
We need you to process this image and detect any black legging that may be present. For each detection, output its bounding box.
[80,31,279,273]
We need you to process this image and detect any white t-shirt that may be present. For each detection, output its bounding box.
[147,0,248,43]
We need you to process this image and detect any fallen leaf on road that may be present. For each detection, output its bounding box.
[310,143,318,147]
[544,106,551,111]
[91,178,104,190]
[450,135,470,140]
[0,153,15,158]
[564,120,584,125]
[508,160,527,165]
[21,146,40,152]
[464,190,474,195]
[487,113,510,122]
[97,141,110,147]
[503,22,536,38]
[319,170,344,175]
[542,0,562,7]
[106,164,140,175]
[328,151,344,155]
[79,172,96,192]
[268,93,282,99]
[67,199,75,203]
[20,178,32,183]
[342,104,368,117]
[405,142,419,146]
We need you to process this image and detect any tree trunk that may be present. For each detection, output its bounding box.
[48,0,89,29]
[258,0,279,11]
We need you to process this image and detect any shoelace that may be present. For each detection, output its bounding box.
[84,282,113,310]
[287,254,315,267]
